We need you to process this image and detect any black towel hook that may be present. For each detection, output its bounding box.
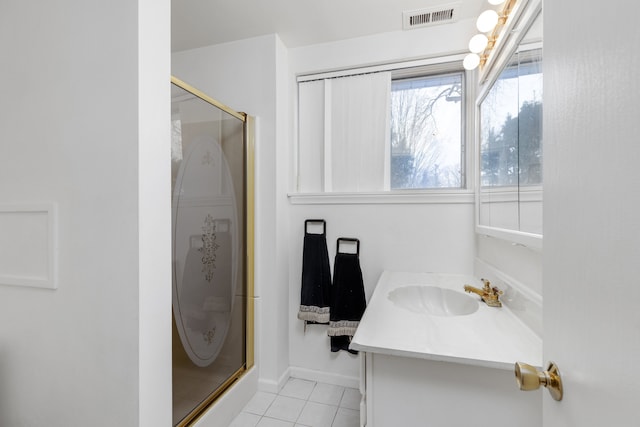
[336,237,360,256]
[305,219,326,235]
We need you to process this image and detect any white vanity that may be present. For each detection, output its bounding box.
[351,271,542,427]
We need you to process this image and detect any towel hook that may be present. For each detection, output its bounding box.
[305,219,326,235]
[337,237,360,256]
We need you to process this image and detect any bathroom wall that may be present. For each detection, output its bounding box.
[475,236,542,336]
[0,1,171,426]
[287,202,475,384]
[286,21,479,384]
[475,238,542,295]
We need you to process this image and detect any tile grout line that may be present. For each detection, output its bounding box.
[294,381,346,427]
[238,379,359,426]
[294,380,318,426]
[329,387,346,427]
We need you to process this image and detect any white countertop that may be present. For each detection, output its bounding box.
[350,271,542,370]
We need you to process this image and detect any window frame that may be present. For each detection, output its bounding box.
[293,53,475,204]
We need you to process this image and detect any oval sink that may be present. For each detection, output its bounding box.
[388,285,479,317]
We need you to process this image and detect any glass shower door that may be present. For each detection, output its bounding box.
[170,77,253,426]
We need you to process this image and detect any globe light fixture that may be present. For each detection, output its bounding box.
[463,53,481,70]
[465,0,516,72]
[469,34,489,53]
[476,9,499,33]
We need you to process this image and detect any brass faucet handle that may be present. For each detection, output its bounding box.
[480,279,503,297]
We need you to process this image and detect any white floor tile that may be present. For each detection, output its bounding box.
[279,378,316,400]
[244,391,278,416]
[229,412,261,427]
[331,407,359,427]
[309,383,345,406]
[257,417,295,427]
[236,380,360,427]
[297,401,338,427]
[338,388,361,411]
[264,395,306,423]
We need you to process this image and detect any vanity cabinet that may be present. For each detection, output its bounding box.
[351,271,542,427]
[362,352,540,427]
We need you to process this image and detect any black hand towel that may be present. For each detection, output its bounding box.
[297,220,331,324]
[328,238,366,354]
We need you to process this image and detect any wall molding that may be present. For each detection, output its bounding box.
[288,191,474,205]
[258,366,360,393]
[288,366,359,389]
[0,203,58,290]
[258,367,291,394]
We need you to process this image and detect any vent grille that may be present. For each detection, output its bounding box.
[403,3,460,29]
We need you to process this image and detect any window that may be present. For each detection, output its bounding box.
[296,59,467,194]
[390,72,464,189]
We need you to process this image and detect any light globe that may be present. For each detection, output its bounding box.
[463,53,480,70]
[476,10,499,32]
[469,34,489,53]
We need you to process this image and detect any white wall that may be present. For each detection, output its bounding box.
[475,237,542,295]
[287,201,475,383]
[287,21,478,383]
[0,1,171,426]
[289,19,476,74]
[138,0,173,424]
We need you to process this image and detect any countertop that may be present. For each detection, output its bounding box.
[350,271,542,370]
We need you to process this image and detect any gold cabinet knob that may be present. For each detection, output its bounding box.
[515,361,563,401]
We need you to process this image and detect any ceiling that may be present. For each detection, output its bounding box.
[171,0,487,52]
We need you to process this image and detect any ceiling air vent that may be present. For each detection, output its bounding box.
[403,3,460,30]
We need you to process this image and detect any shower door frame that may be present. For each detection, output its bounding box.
[171,76,255,427]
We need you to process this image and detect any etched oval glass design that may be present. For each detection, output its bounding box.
[172,136,238,367]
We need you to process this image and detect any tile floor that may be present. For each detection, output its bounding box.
[229,378,361,427]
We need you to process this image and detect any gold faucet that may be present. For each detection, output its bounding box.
[464,278,503,307]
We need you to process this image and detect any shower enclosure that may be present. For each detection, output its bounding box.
[171,77,254,426]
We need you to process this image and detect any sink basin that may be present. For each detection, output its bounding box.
[388,285,479,317]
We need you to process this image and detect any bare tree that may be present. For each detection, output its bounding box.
[390,81,461,188]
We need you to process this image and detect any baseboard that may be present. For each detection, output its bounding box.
[258,367,291,394]
[288,366,359,389]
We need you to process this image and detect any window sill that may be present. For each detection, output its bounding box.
[288,190,474,205]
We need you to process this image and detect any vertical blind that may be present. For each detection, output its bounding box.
[297,72,392,193]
